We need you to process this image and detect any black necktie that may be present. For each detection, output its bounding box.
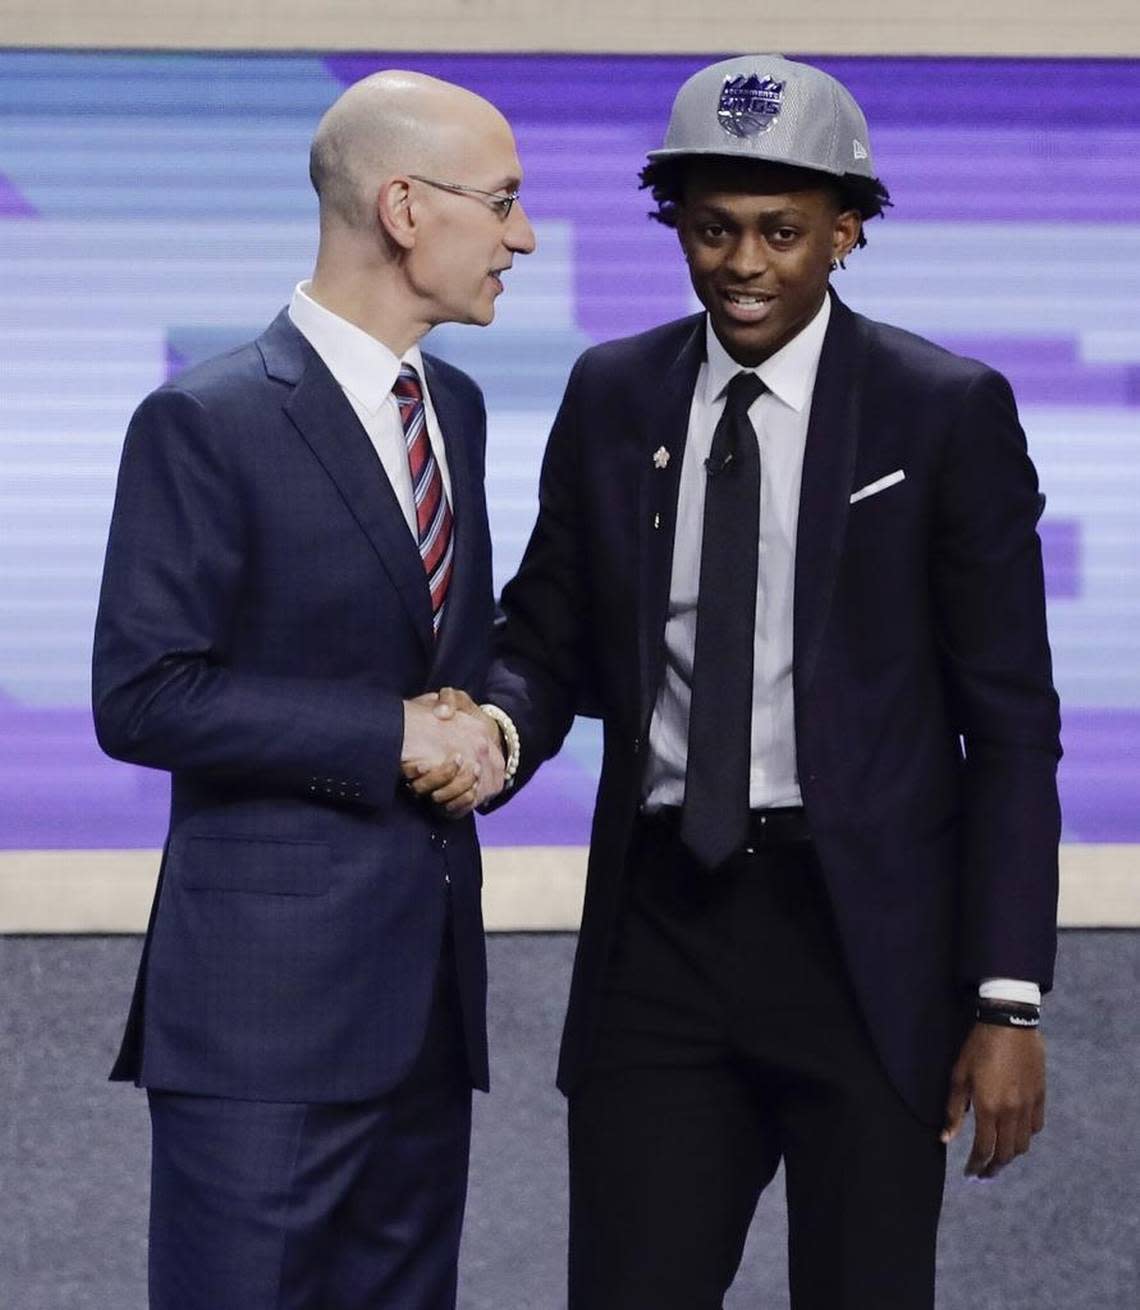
[680,370,766,869]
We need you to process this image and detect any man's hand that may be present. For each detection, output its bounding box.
[942,1023,1046,1178]
[401,689,505,817]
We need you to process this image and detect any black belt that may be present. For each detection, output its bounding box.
[642,805,811,852]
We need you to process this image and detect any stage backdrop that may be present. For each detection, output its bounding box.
[1,53,1137,852]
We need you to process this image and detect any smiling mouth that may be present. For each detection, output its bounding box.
[720,289,774,321]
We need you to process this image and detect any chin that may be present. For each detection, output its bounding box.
[715,322,777,367]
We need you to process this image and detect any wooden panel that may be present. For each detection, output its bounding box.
[2,0,1139,56]
[1,846,1136,933]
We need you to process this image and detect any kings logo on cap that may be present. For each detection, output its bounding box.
[716,74,784,139]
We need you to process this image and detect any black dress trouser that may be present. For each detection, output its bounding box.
[568,817,947,1310]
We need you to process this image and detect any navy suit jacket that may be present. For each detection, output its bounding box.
[93,310,495,1102]
[486,293,1062,1124]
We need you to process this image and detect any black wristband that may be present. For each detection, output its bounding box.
[975,1002,1040,1030]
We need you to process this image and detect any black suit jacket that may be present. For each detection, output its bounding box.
[486,293,1061,1123]
[93,311,495,1101]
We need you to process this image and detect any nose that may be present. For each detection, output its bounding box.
[725,232,767,280]
[507,199,537,255]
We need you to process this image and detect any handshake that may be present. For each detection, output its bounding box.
[401,688,508,819]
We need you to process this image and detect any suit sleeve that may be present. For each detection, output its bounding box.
[483,354,600,798]
[92,386,405,811]
[932,368,1062,990]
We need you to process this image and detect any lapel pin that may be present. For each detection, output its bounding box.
[653,512,661,530]
[653,446,670,470]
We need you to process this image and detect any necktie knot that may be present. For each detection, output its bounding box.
[393,363,423,406]
[724,370,766,416]
[705,371,765,478]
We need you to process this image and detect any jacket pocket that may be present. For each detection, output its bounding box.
[179,836,331,896]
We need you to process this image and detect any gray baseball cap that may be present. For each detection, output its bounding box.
[648,55,875,180]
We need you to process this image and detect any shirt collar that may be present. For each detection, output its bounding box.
[288,281,426,414]
[703,293,831,414]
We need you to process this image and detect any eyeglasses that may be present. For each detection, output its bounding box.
[409,174,520,220]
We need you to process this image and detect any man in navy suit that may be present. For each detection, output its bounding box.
[93,70,534,1309]
[424,55,1060,1308]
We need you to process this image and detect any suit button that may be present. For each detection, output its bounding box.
[632,736,641,753]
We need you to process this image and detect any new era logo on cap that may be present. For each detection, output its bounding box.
[853,139,868,161]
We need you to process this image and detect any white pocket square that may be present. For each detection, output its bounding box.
[850,469,905,504]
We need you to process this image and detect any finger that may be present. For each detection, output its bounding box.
[406,756,462,794]
[432,701,457,720]
[443,785,479,817]
[941,1078,970,1144]
[964,1110,996,1177]
[431,769,480,805]
[981,1111,1020,1178]
[1013,1111,1034,1160]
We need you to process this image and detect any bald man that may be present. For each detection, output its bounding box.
[93,72,535,1310]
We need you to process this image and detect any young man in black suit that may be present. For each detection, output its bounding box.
[422,54,1060,1308]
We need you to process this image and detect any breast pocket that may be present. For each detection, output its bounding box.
[839,469,925,667]
[178,836,331,896]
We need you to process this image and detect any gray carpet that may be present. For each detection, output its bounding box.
[1,932,1136,1308]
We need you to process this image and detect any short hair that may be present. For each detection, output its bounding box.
[309,119,370,230]
[638,157,892,251]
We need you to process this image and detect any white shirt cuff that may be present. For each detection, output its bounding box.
[978,978,1042,1006]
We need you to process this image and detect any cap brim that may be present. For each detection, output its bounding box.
[644,146,865,179]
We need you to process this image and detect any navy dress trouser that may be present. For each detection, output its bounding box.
[147,945,471,1310]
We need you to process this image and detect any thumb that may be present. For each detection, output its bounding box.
[433,687,458,718]
[942,1074,971,1144]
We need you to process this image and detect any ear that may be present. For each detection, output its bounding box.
[376,177,417,251]
[832,208,862,264]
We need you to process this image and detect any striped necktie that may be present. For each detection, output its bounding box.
[392,364,454,637]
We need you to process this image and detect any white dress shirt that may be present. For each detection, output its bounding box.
[287,282,453,536]
[639,297,1038,1006]
[643,296,830,811]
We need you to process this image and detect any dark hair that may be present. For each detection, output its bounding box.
[638,156,892,251]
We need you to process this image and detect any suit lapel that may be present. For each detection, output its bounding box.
[423,356,479,681]
[636,317,706,734]
[794,294,866,696]
[260,312,435,657]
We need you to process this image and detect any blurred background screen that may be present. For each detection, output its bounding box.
[1,52,1137,850]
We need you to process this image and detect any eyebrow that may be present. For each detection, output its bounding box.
[692,201,808,222]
